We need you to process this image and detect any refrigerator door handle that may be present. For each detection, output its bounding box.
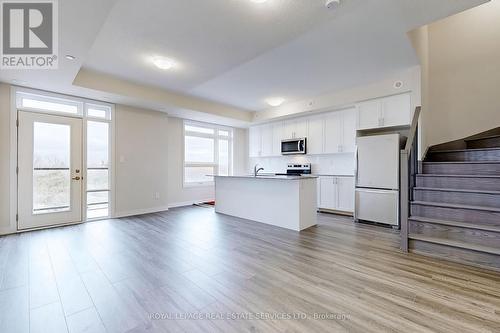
[355,147,359,186]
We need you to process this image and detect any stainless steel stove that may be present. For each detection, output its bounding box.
[276,163,312,176]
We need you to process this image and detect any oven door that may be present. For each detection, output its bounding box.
[281,138,306,155]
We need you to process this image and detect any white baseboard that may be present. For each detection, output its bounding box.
[113,206,170,219]
[0,226,16,236]
[168,198,214,209]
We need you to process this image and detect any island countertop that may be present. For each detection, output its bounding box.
[212,174,318,180]
[214,175,318,231]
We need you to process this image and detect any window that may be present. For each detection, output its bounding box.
[86,103,112,120]
[86,120,110,219]
[17,92,82,115]
[32,122,71,214]
[184,122,233,186]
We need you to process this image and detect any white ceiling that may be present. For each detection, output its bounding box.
[0,0,488,122]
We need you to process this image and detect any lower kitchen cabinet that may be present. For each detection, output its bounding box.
[318,176,355,213]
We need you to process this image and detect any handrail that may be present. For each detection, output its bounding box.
[400,106,421,252]
[403,106,421,153]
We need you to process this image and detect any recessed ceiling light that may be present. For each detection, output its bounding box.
[65,54,76,60]
[251,0,268,3]
[266,97,285,107]
[151,56,175,70]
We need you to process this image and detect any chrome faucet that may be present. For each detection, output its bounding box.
[254,164,264,176]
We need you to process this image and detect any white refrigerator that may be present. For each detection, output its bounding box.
[355,133,402,226]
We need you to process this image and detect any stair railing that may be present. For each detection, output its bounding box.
[400,106,421,252]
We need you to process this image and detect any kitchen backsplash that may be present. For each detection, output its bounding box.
[248,153,355,176]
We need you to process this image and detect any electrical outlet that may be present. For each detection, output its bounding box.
[154,192,160,200]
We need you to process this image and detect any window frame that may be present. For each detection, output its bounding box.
[85,119,112,220]
[14,87,115,222]
[183,120,233,187]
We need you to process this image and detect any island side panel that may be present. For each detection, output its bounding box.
[215,177,301,231]
[299,178,318,230]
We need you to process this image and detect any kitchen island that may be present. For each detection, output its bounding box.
[214,175,318,231]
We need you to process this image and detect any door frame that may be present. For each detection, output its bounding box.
[9,86,115,233]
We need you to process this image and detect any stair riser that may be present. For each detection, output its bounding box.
[423,163,500,175]
[409,220,500,250]
[427,150,500,162]
[467,137,500,149]
[409,240,500,271]
[416,176,500,191]
[413,189,500,209]
[411,204,500,226]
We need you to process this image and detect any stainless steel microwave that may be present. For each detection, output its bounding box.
[281,138,306,155]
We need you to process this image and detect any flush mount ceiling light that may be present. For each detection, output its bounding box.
[65,54,76,60]
[266,97,285,107]
[151,56,175,70]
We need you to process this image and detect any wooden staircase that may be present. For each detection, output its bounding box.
[408,135,500,271]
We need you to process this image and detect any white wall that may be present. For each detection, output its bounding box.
[409,1,500,152]
[0,83,13,234]
[249,154,356,176]
[167,117,248,207]
[114,105,170,217]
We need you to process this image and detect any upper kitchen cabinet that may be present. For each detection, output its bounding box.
[283,118,308,139]
[272,122,284,156]
[341,109,357,153]
[249,125,262,157]
[324,108,357,154]
[250,122,283,158]
[356,93,411,130]
[356,99,381,130]
[324,112,342,153]
[307,115,325,155]
[381,93,411,128]
[260,123,274,157]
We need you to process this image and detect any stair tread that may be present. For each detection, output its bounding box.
[465,134,500,142]
[412,200,500,212]
[409,234,500,255]
[409,216,500,233]
[423,161,500,164]
[414,187,500,195]
[429,147,500,154]
[417,174,500,178]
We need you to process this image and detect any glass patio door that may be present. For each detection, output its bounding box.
[17,111,83,230]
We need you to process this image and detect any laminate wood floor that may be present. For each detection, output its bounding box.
[1,206,499,333]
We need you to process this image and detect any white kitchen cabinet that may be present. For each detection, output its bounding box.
[356,99,381,130]
[341,110,357,153]
[249,126,262,157]
[324,109,357,154]
[295,119,308,138]
[337,177,355,212]
[260,124,274,157]
[307,115,324,155]
[283,118,308,139]
[318,176,355,213]
[324,113,342,154]
[382,93,411,128]
[272,122,284,156]
[356,93,411,130]
[319,177,337,210]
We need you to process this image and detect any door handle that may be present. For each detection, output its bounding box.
[72,176,81,181]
